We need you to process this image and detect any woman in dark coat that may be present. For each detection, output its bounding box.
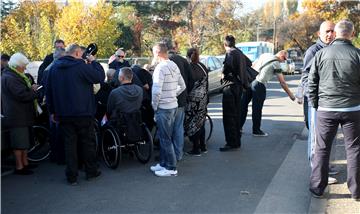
[1,53,39,175]
[184,48,209,156]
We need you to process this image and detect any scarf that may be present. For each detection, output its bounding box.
[9,66,39,113]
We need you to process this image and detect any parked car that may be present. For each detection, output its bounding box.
[280,59,295,75]
[215,55,225,63]
[200,55,223,93]
[294,60,303,74]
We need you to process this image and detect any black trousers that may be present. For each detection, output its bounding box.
[239,80,266,133]
[310,110,360,198]
[59,117,98,180]
[189,125,205,152]
[222,84,242,147]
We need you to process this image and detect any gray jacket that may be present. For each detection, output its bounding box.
[308,39,360,109]
[107,83,143,118]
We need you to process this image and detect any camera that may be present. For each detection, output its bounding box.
[82,43,98,59]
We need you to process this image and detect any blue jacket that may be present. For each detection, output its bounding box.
[46,56,105,118]
[300,38,327,98]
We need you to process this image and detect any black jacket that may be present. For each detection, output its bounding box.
[168,51,191,107]
[223,47,249,89]
[37,53,54,84]
[1,68,38,128]
[309,39,360,109]
[46,56,105,119]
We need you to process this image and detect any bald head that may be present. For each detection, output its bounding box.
[319,21,335,45]
[335,19,354,40]
[275,50,288,62]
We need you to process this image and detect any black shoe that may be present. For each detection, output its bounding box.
[352,196,360,202]
[252,130,268,137]
[200,148,208,154]
[309,188,323,198]
[24,163,38,169]
[186,150,201,157]
[86,171,101,181]
[14,168,34,175]
[67,177,78,186]
[219,144,240,152]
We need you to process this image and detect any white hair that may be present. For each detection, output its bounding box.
[335,19,354,39]
[115,49,125,56]
[8,52,29,68]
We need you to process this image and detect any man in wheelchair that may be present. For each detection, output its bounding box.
[107,67,143,141]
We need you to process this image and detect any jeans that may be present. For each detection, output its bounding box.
[307,105,316,165]
[310,110,360,198]
[239,80,266,133]
[173,107,185,161]
[155,108,177,170]
[59,117,98,180]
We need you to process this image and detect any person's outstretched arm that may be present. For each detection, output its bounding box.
[276,73,296,101]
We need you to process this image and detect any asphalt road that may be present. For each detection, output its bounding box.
[2,75,306,214]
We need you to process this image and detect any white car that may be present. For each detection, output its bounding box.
[280,59,295,75]
[200,55,223,93]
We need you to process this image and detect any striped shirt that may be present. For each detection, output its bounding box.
[152,59,186,111]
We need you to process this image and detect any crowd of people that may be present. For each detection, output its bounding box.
[1,19,359,201]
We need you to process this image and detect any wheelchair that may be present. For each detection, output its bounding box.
[100,110,153,169]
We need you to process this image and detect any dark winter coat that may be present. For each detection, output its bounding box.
[1,68,38,128]
[46,56,105,119]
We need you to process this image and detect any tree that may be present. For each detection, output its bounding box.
[278,0,360,50]
[112,1,188,57]
[55,0,119,58]
[0,0,59,60]
[176,0,245,55]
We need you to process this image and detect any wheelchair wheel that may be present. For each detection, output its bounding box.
[28,125,51,162]
[205,114,213,142]
[93,119,100,155]
[134,124,153,164]
[101,126,121,169]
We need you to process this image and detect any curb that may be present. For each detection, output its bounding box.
[254,126,311,213]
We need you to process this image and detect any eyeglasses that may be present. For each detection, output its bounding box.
[117,55,125,58]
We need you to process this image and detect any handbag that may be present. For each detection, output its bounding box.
[246,66,258,83]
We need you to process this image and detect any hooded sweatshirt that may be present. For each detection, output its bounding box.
[46,55,105,118]
[107,83,143,118]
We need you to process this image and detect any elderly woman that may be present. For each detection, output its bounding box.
[185,48,209,156]
[1,53,39,175]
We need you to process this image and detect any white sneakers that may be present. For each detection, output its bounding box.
[150,164,165,172]
[150,164,178,177]
[155,169,178,177]
[328,176,338,185]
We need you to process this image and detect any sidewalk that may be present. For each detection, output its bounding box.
[310,130,360,213]
[325,132,360,213]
